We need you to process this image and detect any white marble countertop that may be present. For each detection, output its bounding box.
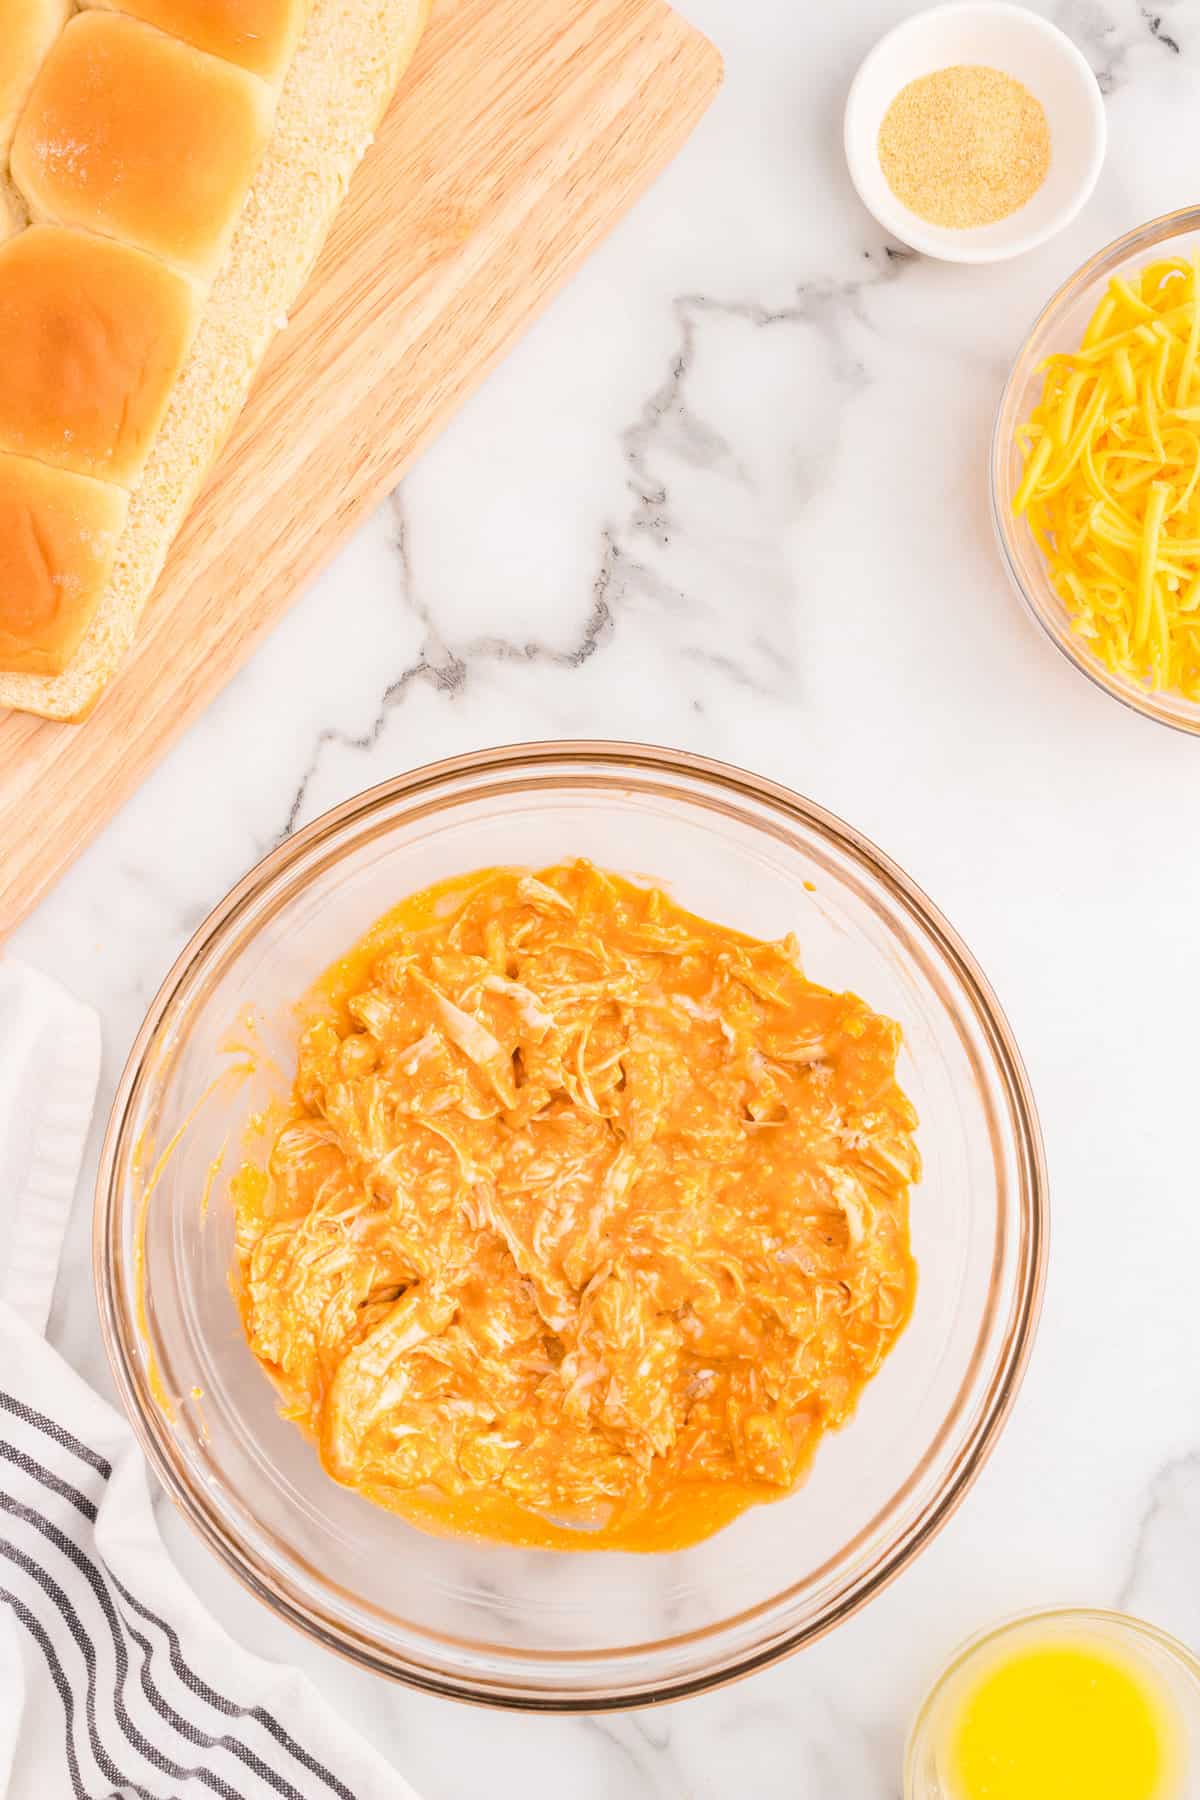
[13,0,1200,1792]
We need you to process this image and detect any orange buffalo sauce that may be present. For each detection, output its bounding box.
[232,862,920,1552]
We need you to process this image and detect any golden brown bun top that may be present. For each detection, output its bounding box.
[0,0,70,153]
[0,451,129,677]
[12,13,274,281]
[80,0,310,81]
[0,226,199,487]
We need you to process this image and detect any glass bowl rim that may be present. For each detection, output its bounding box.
[94,739,1048,1709]
[991,204,1200,737]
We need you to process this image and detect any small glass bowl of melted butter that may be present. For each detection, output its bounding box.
[906,1608,1200,1800]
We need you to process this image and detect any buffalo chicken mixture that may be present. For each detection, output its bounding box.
[232,862,919,1551]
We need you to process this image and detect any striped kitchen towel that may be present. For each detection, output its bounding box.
[0,961,418,1800]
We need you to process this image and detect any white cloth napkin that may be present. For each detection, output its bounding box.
[0,960,419,1800]
[0,961,100,1336]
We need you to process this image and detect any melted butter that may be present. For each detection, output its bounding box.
[231,861,920,1553]
[945,1636,1180,1800]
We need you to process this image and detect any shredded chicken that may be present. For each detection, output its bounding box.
[232,861,920,1551]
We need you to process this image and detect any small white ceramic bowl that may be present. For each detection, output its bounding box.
[844,2,1106,264]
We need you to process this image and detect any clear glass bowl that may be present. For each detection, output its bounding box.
[95,743,1047,1709]
[992,206,1200,735]
[906,1608,1200,1797]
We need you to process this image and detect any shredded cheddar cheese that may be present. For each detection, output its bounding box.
[1015,255,1200,698]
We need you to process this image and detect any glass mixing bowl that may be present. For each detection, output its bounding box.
[992,206,1200,735]
[96,743,1047,1708]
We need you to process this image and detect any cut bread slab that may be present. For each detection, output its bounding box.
[0,0,431,721]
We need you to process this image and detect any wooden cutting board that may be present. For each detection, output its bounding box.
[0,0,720,936]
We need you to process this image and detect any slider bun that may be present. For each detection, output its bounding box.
[0,225,198,486]
[80,0,309,82]
[0,453,129,676]
[13,12,274,281]
[0,0,71,154]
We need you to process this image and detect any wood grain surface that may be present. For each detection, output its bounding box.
[0,0,721,935]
